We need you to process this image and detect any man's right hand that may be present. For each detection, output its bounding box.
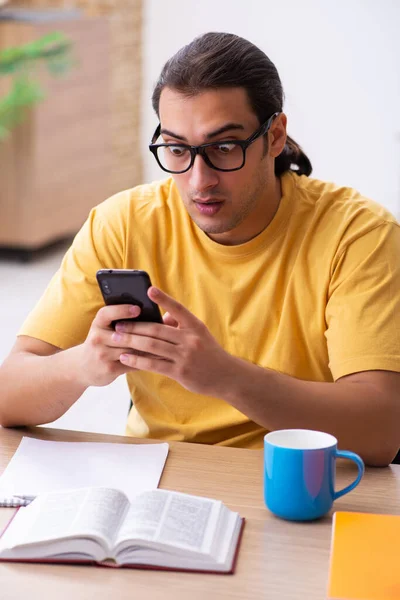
[0,303,145,428]
[76,304,142,387]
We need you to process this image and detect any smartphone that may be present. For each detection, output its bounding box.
[96,269,163,324]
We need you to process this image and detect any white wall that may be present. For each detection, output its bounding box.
[141,0,400,216]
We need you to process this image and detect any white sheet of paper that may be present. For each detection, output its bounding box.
[0,437,169,500]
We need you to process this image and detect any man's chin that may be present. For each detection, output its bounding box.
[193,217,235,236]
[185,204,238,235]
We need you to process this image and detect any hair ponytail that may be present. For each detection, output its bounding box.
[275,135,312,177]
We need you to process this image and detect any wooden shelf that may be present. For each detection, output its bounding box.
[0,15,113,249]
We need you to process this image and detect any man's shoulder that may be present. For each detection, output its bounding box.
[291,172,399,232]
[96,176,178,220]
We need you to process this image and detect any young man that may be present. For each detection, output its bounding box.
[1,33,399,466]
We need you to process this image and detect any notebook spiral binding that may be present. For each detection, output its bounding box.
[0,497,32,508]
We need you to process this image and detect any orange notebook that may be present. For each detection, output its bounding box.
[327,511,400,600]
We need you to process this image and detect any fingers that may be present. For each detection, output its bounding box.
[120,352,172,374]
[82,305,144,387]
[115,320,181,343]
[111,330,176,361]
[87,331,138,361]
[148,287,201,329]
[94,304,141,329]
[87,318,140,355]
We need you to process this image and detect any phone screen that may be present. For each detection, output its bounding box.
[96,269,163,323]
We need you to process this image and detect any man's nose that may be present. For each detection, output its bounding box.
[188,154,219,191]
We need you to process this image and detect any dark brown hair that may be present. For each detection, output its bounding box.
[152,32,312,177]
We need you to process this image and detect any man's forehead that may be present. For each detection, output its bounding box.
[158,87,257,137]
[159,86,252,111]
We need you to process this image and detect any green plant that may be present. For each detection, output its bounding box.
[0,31,73,140]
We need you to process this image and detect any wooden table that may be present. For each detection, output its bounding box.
[0,427,399,600]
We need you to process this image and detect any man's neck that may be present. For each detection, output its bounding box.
[207,175,282,246]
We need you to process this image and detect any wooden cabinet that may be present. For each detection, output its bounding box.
[0,15,113,252]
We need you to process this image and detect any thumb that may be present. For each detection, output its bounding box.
[163,312,179,328]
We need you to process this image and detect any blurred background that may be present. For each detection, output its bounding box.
[0,0,399,434]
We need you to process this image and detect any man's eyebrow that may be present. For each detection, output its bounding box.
[160,128,187,142]
[160,123,245,143]
[205,123,245,139]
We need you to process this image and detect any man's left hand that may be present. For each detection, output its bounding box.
[111,286,235,396]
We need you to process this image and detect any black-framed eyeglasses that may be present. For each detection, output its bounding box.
[149,112,280,174]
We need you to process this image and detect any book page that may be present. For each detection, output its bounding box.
[116,489,169,543]
[0,487,129,551]
[0,437,169,501]
[115,490,220,554]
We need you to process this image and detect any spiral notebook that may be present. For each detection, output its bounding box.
[0,496,33,508]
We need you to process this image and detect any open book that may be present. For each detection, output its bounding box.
[0,487,244,574]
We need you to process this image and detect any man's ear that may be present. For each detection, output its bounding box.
[269,113,287,158]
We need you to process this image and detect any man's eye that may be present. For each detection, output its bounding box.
[214,143,236,154]
[167,146,187,157]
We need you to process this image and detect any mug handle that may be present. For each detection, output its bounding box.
[333,450,365,500]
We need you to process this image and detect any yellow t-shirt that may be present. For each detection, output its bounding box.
[19,172,400,448]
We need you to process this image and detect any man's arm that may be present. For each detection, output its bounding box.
[113,287,400,467]
[0,304,141,428]
[0,336,88,427]
[216,363,400,467]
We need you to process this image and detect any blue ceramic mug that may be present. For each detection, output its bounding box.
[264,429,364,521]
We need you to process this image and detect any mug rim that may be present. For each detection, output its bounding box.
[264,428,338,450]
